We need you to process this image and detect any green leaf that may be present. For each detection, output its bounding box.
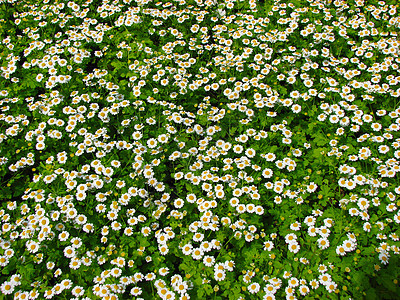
[0,186,12,200]
[185,183,193,192]
[312,148,323,160]
[204,284,213,295]
[111,60,123,69]
[308,122,316,131]
[277,86,287,96]
[180,262,192,273]
[365,288,378,300]
[346,51,354,58]
[270,145,278,153]
[320,184,332,197]
[231,283,241,299]
[314,135,327,146]
[377,274,398,293]
[197,288,205,299]
[194,276,202,286]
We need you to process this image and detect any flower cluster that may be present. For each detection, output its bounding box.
[0,0,400,299]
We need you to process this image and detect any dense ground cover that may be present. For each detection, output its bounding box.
[0,0,400,299]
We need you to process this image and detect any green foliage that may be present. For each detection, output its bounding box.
[0,0,400,299]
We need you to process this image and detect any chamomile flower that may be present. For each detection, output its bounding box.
[214,270,226,281]
[317,237,330,250]
[248,282,260,294]
[130,287,142,296]
[71,286,85,297]
[0,281,14,295]
[262,168,273,178]
[264,240,274,251]
[233,144,244,154]
[26,241,40,253]
[181,244,193,256]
